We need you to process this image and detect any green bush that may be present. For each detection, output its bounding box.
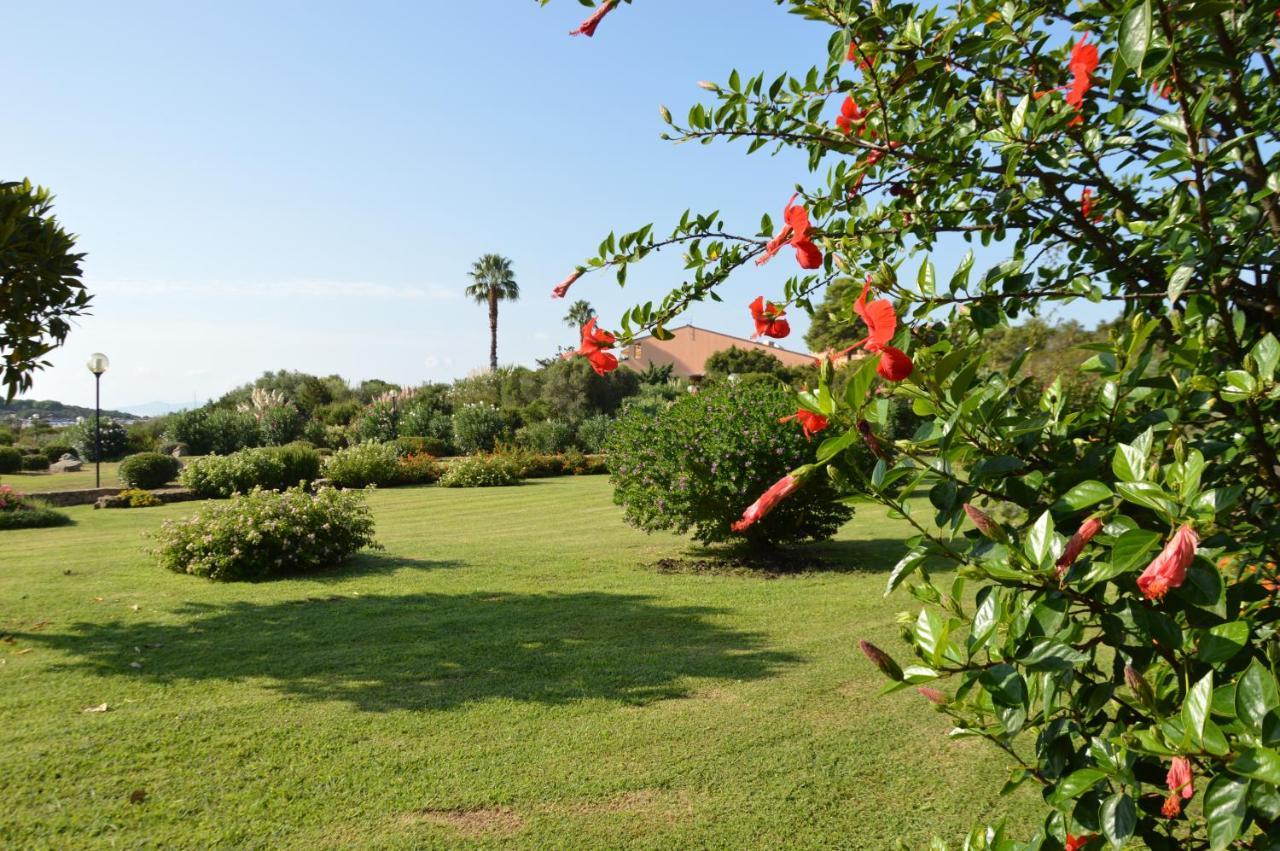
[516,419,576,454]
[154,487,378,581]
[0,485,71,529]
[494,446,566,479]
[258,403,305,446]
[315,400,362,426]
[607,382,852,547]
[562,449,607,476]
[65,419,130,462]
[0,446,22,474]
[437,455,521,488]
[164,407,260,456]
[0,427,13,445]
[451,404,505,455]
[396,453,444,485]
[394,434,451,457]
[40,443,76,463]
[179,445,322,498]
[20,455,50,471]
[322,441,401,488]
[575,415,614,454]
[118,452,182,489]
[116,488,162,508]
[354,401,398,443]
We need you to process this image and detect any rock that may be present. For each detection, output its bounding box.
[51,455,83,473]
[94,494,129,510]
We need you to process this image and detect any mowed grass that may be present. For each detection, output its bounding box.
[5,461,126,492]
[0,477,1036,849]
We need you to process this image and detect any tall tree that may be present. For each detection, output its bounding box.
[464,254,520,372]
[562,299,596,330]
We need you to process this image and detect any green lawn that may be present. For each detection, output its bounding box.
[0,477,1034,848]
[4,460,125,492]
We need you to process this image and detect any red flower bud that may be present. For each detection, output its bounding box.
[963,503,1001,539]
[731,474,802,533]
[858,639,903,681]
[552,269,584,299]
[569,0,617,37]
[917,686,946,705]
[1055,515,1103,579]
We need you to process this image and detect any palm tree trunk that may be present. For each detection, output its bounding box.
[488,288,499,372]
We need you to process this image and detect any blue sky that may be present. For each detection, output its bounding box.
[7,0,1108,410]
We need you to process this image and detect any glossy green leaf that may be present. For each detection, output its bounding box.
[1204,773,1249,851]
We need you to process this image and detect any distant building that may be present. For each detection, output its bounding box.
[619,324,817,380]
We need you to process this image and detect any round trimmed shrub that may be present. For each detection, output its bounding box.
[437,455,521,488]
[21,455,50,472]
[322,441,401,488]
[451,404,504,455]
[65,419,130,462]
[179,445,321,498]
[0,447,22,474]
[118,452,182,489]
[516,420,576,454]
[0,485,72,529]
[607,381,853,547]
[154,487,378,581]
[575,415,614,454]
[41,443,76,463]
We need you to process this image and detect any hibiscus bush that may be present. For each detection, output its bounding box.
[548,0,1280,845]
[607,381,853,548]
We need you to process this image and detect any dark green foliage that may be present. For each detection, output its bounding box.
[607,382,852,547]
[516,420,576,454]
[703,346,788,378]
[575,415,614,454]
[538,358,640,421]
[0,502,72,529]
[636,362,675,385]
[315,400,362,426]
[65,418,130,462]
[40,443,75,463]
[259,403,305,446]
[164,407,260,456]
[154,487,377,581]
[118,453,182,489]
[0,180,90,400]
[452,404,506,455]
[20,454,49,471]
[0,446,22,474]
[354,401,398,443]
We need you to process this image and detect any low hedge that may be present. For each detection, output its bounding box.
[0,447,21,474]
[437,455,521,488]
[20,455,50,472]
[179,444,323,498]
[0,486,72,530]
[322,441,401,488]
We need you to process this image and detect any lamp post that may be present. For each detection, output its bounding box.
[86,353,109,488]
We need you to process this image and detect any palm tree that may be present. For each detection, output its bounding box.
[563,299,596,331]
[464,254,520,372]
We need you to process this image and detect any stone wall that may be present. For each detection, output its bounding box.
[35,487,200,508]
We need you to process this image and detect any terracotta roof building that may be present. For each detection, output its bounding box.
[618,324,817,379]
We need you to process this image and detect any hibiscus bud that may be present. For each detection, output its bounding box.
[552,269,585,299]
[858,639,904,681]
[857,420,890,460]
[1055,515,1103,580]
[917,686,947,705]
[963,503,1006,542]
[697,80,720,91]
[1124,664,1154,706]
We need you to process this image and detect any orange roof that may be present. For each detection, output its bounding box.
[618,324,817,377]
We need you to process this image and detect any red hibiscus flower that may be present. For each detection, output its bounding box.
[779,409,829,441]
[833,279,914,381]
[1080,188,1102,222]
[1055,515,1103,579]
[732,473,801,532]
[1065,834,1094,851]
[835,96,870,136]
[552,269,584,299]
[1138,525,1199,602]
[1066,34,1099,112]
[1162,757,1194,818]
[569,0,617,37]
[575,317,618,375]
[756,194,823,270]
[846,41,874,72]
[749,296,791,339]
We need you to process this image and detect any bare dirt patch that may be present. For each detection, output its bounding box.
[401,807,525,837]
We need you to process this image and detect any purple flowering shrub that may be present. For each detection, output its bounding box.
[606,381,852,547]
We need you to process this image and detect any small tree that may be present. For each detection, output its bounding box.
[0,180,90,399]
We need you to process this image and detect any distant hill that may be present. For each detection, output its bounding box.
[118,400,193,417]
[1,399,141,422]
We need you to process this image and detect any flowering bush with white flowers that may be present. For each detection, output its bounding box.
[154,487,378,581]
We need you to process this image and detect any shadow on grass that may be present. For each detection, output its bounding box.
[21,592,799,712]
[667,537,916,576]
